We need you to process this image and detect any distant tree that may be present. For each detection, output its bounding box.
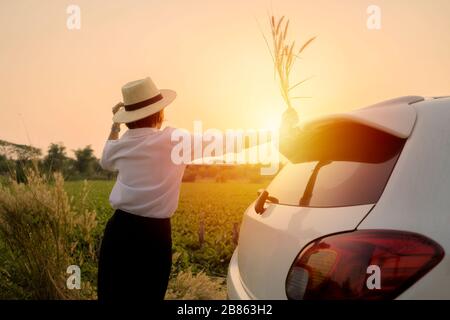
[73,145,97,177]
[0,140,41,183]
[43,143,68,173]
[0,139,41,160]
[0,154,13,175]
[182,167,197,182]
[16,146,42,161]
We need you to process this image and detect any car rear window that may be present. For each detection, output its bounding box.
[267,121,405,207]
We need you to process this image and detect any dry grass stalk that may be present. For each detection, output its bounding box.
[165,268,226,300]
[0,169,97,299]
[261,15,316,110]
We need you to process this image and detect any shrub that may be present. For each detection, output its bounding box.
[166,269,226,300]
[0,170,97,299]
[215,173,227,183]
[248,173,264,183]
[165,253,226,300]
[182,171,197,182]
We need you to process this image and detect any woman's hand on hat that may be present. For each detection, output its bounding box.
[112,102,124,115]
[108,103,122,140]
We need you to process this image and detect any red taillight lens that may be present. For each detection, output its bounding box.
[286,230,444,300]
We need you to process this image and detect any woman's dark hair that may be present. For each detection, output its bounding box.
[125,110,164,129]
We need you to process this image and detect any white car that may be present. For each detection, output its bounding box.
[227,96,450,300]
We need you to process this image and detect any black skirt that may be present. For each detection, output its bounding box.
[97,209,172,301]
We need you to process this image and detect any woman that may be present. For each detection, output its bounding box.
[98,77,183,301]
[98,76,291,301]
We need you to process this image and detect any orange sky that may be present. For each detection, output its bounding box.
[1,0,450,157]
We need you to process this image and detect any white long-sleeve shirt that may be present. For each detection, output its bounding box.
[100,127,186,218]
[100,123,277,218]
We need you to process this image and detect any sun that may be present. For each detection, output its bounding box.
[251,105,283,133]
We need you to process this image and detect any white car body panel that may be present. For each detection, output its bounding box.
[357,98,450,299]
[235,203,374,299]
[227,249,252,299]
[301,96,421,139]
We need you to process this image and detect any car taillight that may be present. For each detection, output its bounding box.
[286,230,444,300]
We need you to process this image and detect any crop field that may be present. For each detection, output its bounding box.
[0,174,269,299]
[65,180,267,280]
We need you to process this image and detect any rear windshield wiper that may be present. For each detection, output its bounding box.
[299,160,332,206]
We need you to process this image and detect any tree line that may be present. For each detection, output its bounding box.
[0,139,279,183]
[0,140,114,182]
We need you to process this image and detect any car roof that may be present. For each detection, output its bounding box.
[300,96,424,138]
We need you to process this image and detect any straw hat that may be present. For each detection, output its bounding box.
[113,77,176,123]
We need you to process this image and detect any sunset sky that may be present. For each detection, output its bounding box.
[1,0,450,157]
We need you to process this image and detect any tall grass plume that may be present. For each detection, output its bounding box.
[0,169,97,299]
[260,14,316,110]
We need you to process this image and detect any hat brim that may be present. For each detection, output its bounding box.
[113,89,176,123]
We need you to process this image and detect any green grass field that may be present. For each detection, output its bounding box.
[0,177,267,298]
[65,180,267,278]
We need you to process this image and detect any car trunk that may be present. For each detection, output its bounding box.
[238,203,374,299]
[235,99,418,299]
